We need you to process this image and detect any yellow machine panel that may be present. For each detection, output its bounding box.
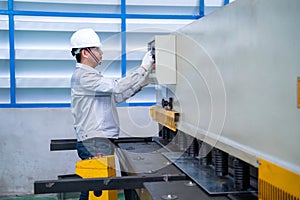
[75,155,118,200]
[258,158,300,200]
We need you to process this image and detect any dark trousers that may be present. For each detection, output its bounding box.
[76,137,115,200]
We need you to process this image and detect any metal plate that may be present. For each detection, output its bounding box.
[118,142,164,153]
[118,142,185,176]
[144,181,229,200]
[163,152,257,195]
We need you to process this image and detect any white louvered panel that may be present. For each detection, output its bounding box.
[0,0,213,104]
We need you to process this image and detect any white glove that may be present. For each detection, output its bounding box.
[141,51,154,71]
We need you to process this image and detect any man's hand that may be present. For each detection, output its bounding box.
[141,51,154,72]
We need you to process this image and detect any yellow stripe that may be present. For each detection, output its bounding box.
[258,158,300,199]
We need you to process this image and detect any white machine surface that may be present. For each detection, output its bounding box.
[153,0,300,175]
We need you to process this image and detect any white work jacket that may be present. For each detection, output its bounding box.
[71,63,148,141]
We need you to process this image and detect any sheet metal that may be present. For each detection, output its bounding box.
[163,152,257,195]
[117,142,186,176]
[144,181,229,200]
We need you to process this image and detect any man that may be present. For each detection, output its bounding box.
[70,28,153,200]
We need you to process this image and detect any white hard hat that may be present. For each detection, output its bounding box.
[70,28,102,49]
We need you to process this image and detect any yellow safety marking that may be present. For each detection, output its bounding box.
[258,158,300,200]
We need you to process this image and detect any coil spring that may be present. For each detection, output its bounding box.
[214,149,228,176]
[187,138,199,157]
[178,132,186,151]
[233,158,250,190]
[162,127,168,140]
[169,129,176,144]
[199,142,212,166]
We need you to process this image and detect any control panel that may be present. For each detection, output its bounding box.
[148,35,177,85]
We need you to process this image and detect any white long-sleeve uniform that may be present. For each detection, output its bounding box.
[71,63,148,141]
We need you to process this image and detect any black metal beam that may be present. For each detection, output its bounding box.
[50,137,153,151]
[114,137,153,144]
[34,174,186,194]
[50,139,77,151]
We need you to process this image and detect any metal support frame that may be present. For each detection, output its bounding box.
[34,173,186,194]
[34,136,187,195]
[36,136,186,194]
[50,137,153,151]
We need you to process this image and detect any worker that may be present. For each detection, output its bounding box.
[70,28,154,200]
